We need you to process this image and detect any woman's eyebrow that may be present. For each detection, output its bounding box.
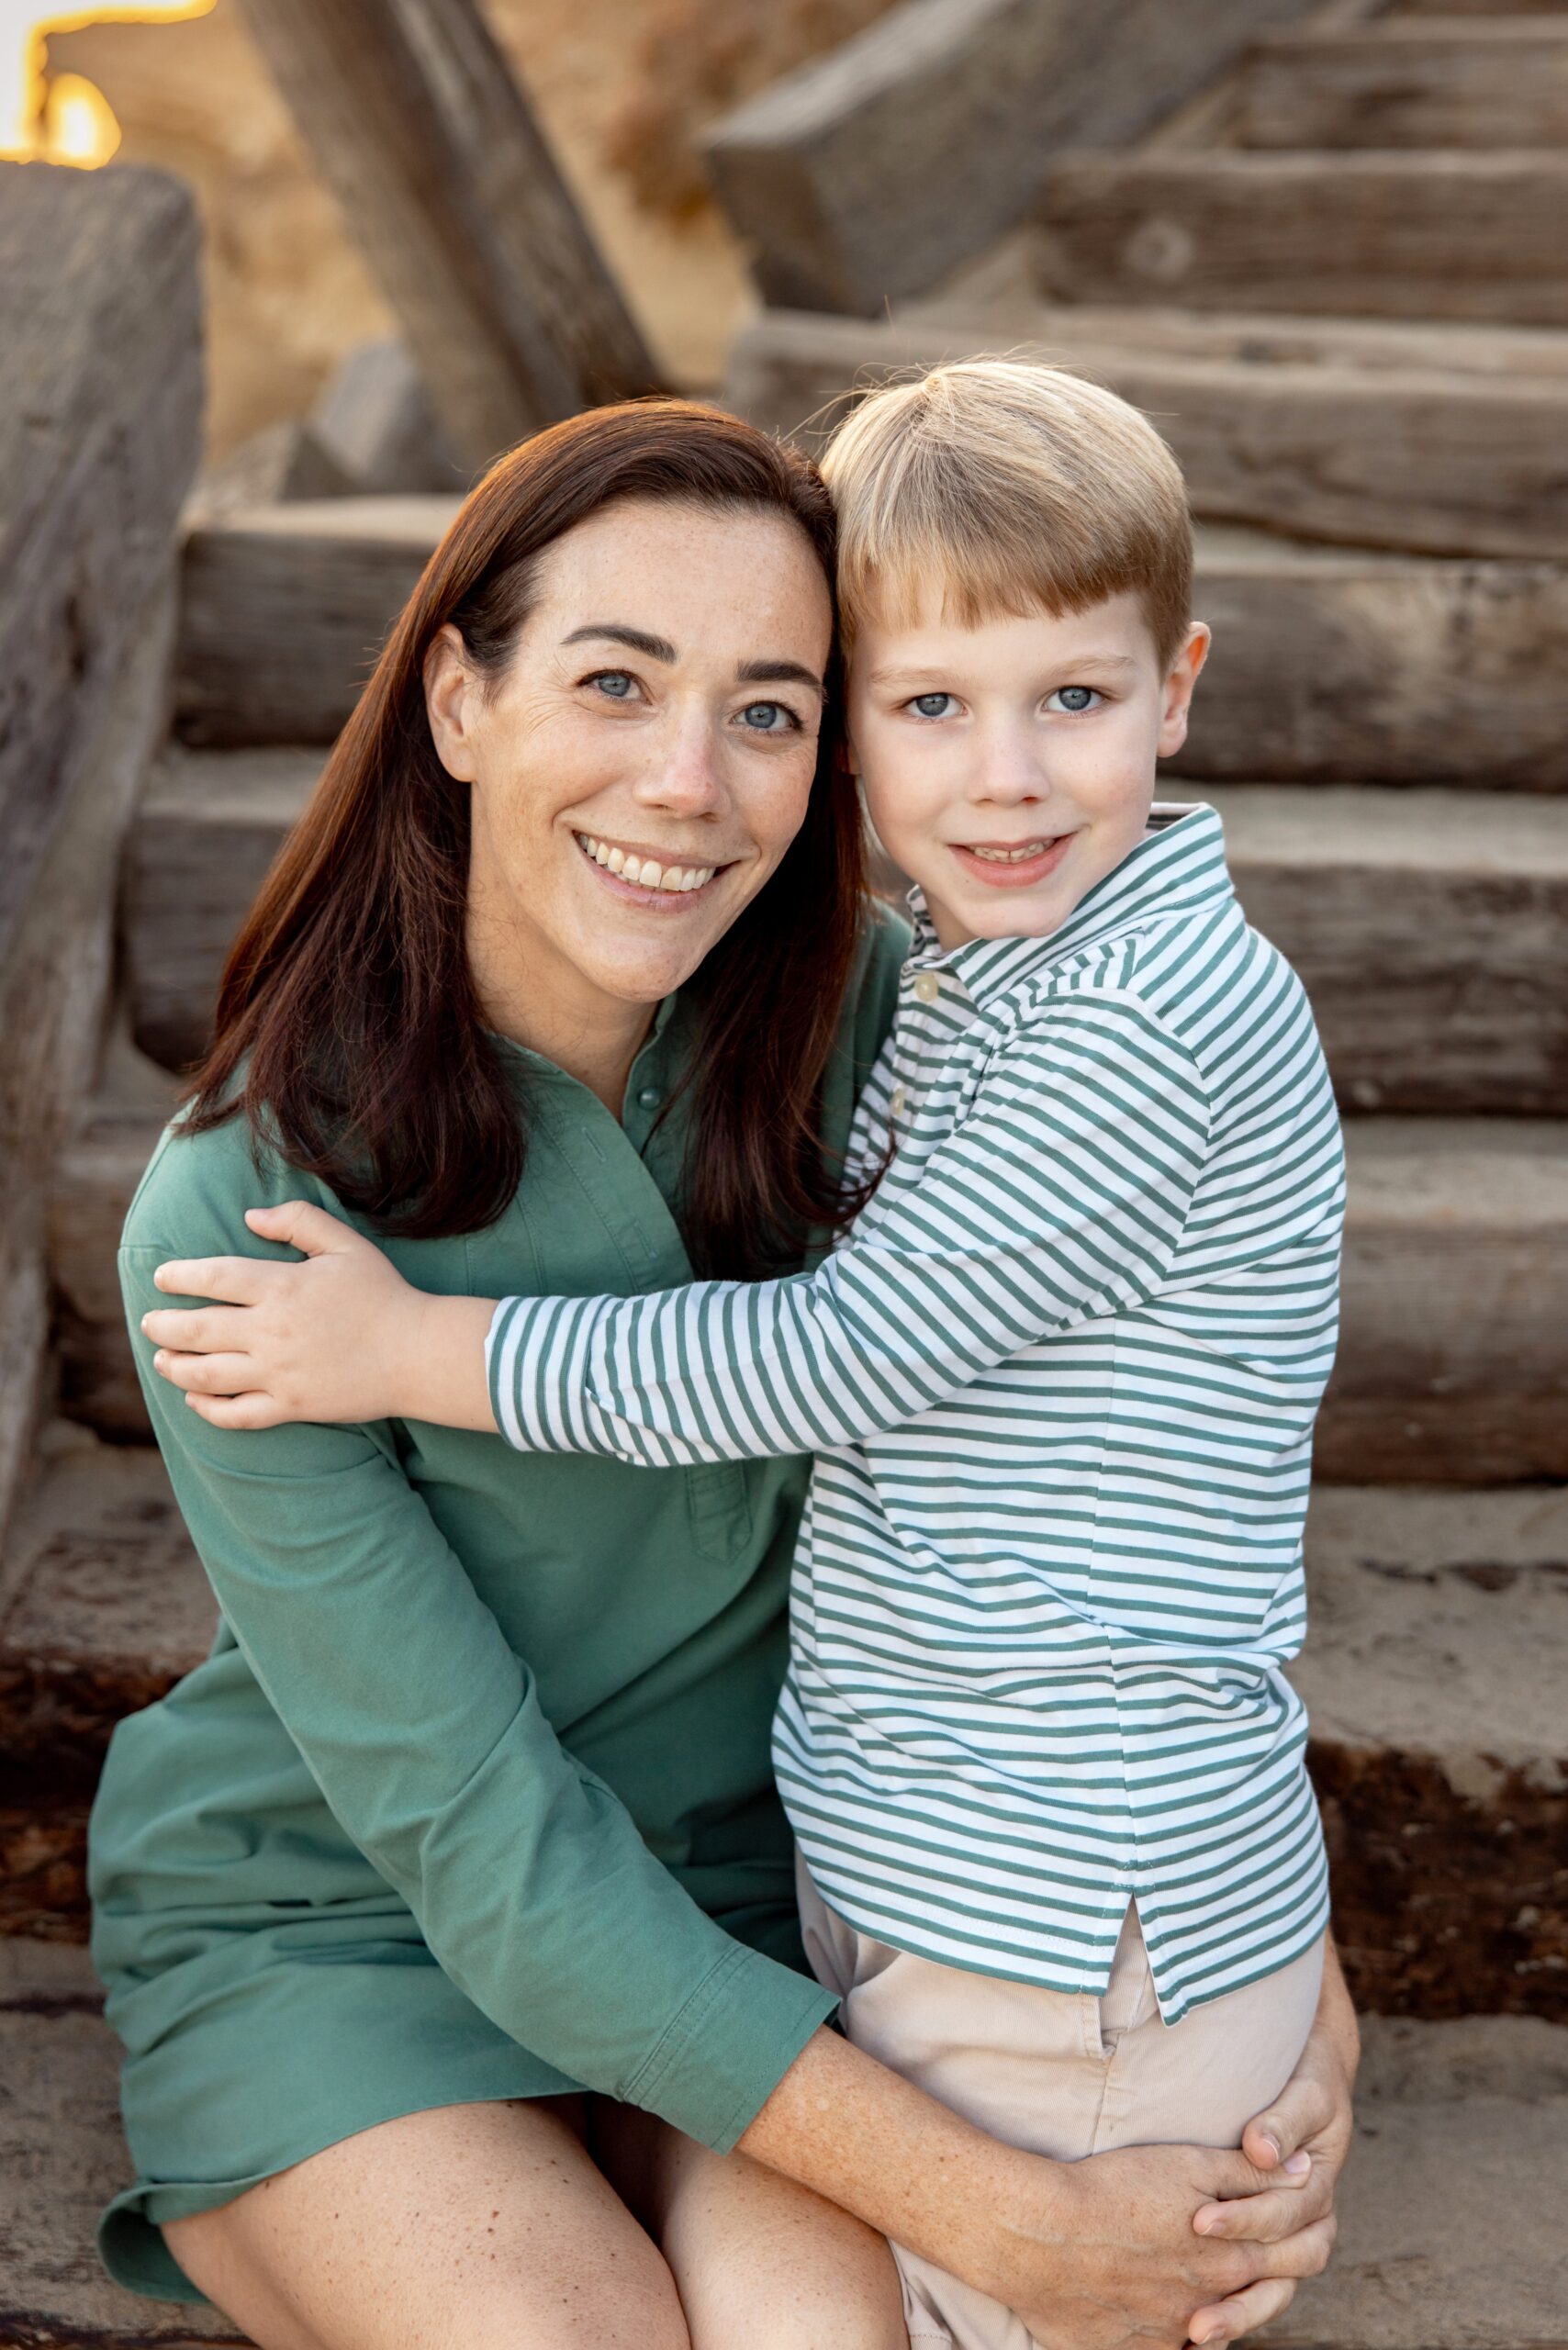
[561,623,678,663]
[735,658,827,699]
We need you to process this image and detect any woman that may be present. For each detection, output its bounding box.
[94,401,1356,2350]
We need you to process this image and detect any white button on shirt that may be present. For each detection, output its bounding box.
[488,807,1344,2019]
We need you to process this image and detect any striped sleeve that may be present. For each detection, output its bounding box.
[487,993,1211,1464]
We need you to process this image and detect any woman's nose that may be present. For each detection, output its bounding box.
[632,706,727,813]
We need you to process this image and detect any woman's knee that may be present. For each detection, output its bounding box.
[159,2100,695,2350]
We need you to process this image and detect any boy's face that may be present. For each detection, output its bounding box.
[846,589,1209,953]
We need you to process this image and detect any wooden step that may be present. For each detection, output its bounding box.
[173,501,1568,786]
[1208,786,1568,1115]
[175,495,460,752]
[727,305,1568,560]
[1293,1483,1568,2016]
[120,757,1568,1110]
[1035,151,1568,326]
[0,1939,248,2344]
[0,1438,217,1939]
[122,747,320,1073]
[46,1087,1568,1483]
[3,1952,1564,2350]
[1319,1119,1568,1484]
[4,1449,1563,2021]
[1240,18,1568,149]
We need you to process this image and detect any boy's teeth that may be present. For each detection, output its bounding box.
[969,840,1049,864]
[577,835,716,893]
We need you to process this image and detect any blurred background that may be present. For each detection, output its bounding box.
[1,3,1565,2344]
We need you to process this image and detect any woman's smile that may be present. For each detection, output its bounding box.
[571,828,725,901]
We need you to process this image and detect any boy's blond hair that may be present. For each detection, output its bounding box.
[821,359,1192,668]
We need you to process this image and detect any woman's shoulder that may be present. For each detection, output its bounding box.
[120,1105,332,1259]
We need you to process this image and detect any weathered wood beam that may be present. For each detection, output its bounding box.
[724,307,1568,559]
[1036,151,1568,327]
[0,162,201,1546]
[173,501,1568,788]
[1241,19,1568,150]
[175,496,460,749]
[701,0,1322,317]
[232,0,663,474]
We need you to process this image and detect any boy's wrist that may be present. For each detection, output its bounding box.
[391,1292,499,1430]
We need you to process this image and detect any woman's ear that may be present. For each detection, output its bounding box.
[423,624,481,782]
[1156,621,1212,762]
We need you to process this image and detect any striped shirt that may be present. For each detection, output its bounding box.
[489,804,1344,2018]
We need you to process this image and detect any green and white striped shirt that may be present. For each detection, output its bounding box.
[489,806,1343,2017]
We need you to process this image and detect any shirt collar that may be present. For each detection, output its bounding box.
[904,801,1233,1002]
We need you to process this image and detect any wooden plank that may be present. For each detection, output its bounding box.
[124,763,1568,1109]
[1210,786,1568,1113]
[174,501,1568,785]
[1183,530,1568,789]
[122,748,321,1070]
[725,308,1568,558]
[175,496,460,748]
[232,0,662,474]
[1318,1118,1568,1483]
[0,164,199,1546]
[1241,18,1568,149]
[700,0,1322,317]
[1036,151,1568,326]
[1297,1487,1568,2024]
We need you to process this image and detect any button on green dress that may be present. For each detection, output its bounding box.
[88,909,906,2306]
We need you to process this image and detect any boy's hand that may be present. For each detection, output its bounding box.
[142,1201,498,1432]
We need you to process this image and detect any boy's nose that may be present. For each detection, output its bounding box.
[966,732,1048,803]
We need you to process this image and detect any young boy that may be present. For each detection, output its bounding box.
[147,363,1343,2350]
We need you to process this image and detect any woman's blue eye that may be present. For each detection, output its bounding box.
[1048,686,1102,714]
[592,671,636,699]
[910,693,957,720]
[739,701,796,733]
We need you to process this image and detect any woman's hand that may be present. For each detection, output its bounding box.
[141,1201,498,1432]
[739,2027,1335,2350]
[1183,1935,1361,2344]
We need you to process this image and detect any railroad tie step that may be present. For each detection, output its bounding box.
[172,502,1568,787]
[1,1929,1562,2350]
[4,1449,1563,2013]
[0,1938,247,2345]
[726,303,1568,563]
[1034,150,1568,328]
[1238,17,1568,152]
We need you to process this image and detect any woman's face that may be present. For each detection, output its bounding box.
[427,498,833,1030]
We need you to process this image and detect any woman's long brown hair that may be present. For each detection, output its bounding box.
[183,401,871,1280]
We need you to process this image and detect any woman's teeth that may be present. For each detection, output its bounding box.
[968,840,1051,864]
[575,834,717,893]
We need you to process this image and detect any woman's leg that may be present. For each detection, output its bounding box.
[162,2095,691,2350]
[596,2100,909,2350]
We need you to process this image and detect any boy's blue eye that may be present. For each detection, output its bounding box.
[1048,686,1102,714]
[910,693,957,720]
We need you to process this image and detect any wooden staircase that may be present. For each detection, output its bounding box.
[3,8,1567,2342]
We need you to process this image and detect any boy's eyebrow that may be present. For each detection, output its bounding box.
[867,651,1142,688]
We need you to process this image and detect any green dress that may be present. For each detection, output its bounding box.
[88,909,907,2306]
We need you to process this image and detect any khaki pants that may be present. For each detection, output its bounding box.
[796,1859,1325,2350]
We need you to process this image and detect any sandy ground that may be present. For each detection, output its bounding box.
[50,0,760,459]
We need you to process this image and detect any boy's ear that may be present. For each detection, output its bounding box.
[1157,622,1212,762]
